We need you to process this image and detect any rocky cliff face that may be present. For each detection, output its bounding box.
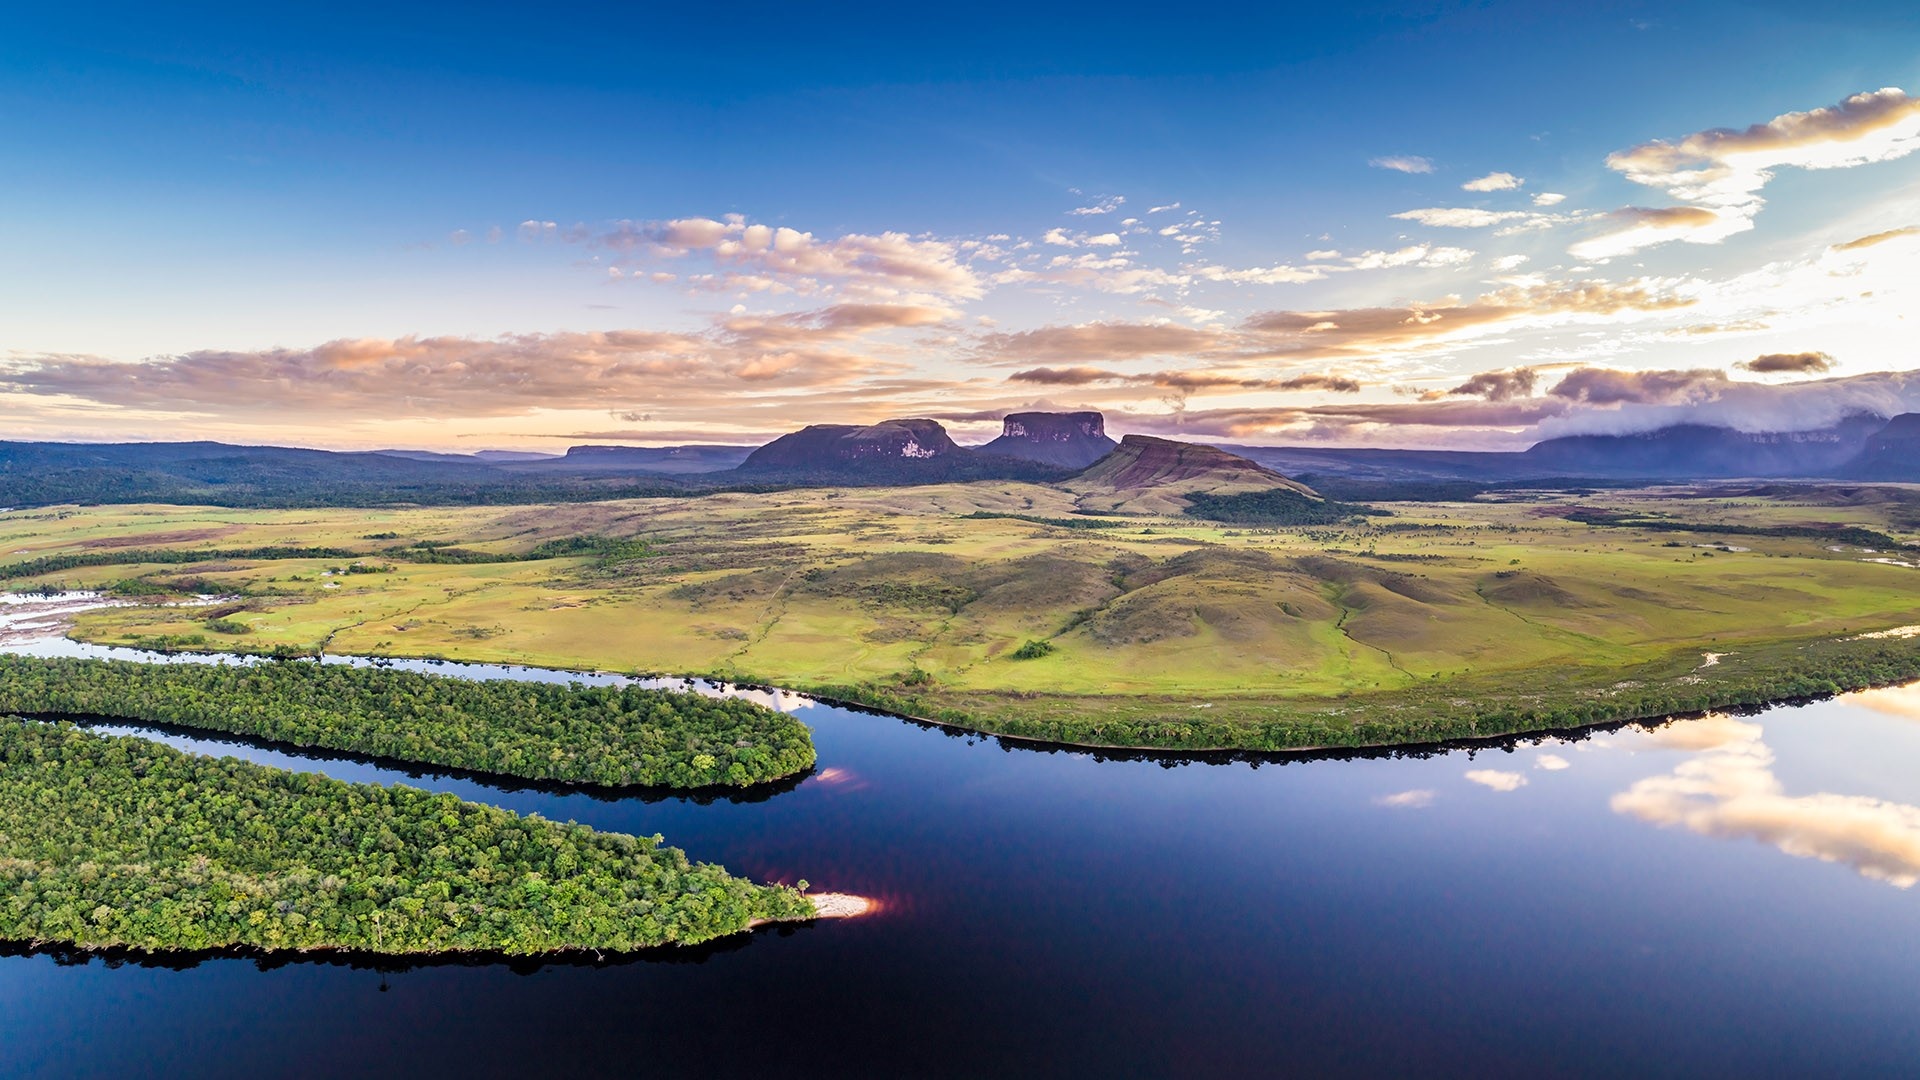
[1842,413,1920,480]
[977,411,1118,468]
[1522,414,1887,478]
[739,419,961,471]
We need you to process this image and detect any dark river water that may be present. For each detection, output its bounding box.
[4,623,1920,1076]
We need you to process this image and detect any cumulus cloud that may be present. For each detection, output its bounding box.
[1371,155,1435,174]
[1068,195,1126,216]
[1536,754,1571,771]
[1375,789,1437,808]
[1393,207,1537,229]
[1194,245,1473,287]
[1581,87,1920,258]
[1462,171,1524,192]
[1466,769,1528,792]
[1548,366,1730,406]
[1613,722,1920,887]
[1532,192,1567,207]
[1449,367,1539,401]
[1738,351,1834,375]
[596,217,983,300]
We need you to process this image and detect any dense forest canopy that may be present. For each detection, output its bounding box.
[1180,489,1378,525]
[0,721,812,954]
[0,656,814,789]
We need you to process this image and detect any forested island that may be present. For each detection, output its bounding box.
[0,721,814,954]
[0,656,814,789]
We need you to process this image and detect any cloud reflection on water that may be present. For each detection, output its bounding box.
[1465,769,1527,792]
[1612,714,1920,888]
[1840,684,1920,723]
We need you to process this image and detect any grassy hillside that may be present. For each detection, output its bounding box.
[5,482,1920,750]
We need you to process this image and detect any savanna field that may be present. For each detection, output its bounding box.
[9,480,1920,748]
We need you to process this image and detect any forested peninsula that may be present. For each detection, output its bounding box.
[0,656,814,789]
[0,721,813,954]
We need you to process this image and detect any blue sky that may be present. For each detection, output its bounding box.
[3,1,1918,449]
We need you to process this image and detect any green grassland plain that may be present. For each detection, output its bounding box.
[6,481,1920,750]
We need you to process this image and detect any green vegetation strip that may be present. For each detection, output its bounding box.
[0,721,811,954]
[1182,489,1379,525]
[0,535,651,582]
[0,656,814,789]
[809,634,1920,753]
[1565,509,1916,551]
[960,511,1128,529]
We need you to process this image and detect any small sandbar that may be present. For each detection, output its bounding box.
[807,893,876,919]
[1853,625,1920,641]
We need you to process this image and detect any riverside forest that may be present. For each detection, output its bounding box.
[0,655,814,789]
[0,721,813,954]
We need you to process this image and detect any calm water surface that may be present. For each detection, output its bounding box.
[3,623,1919,1076]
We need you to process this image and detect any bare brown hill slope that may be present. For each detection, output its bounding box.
[1068,435,1320,514]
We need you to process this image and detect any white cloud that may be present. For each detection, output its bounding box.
[1375,789,1437,808]
[1466,769,1528,792]
[1463,171,1524,192]
[1393,207,1537,228]
[1371,155,1436,174]
[1532,192,1567,207]
[1491,254,1530,271]
[1579,87,1920,259]
[1536,754,1571,771]
[1345,244,1476,269]
[1069,195,1126,216]
[594,217,984,300]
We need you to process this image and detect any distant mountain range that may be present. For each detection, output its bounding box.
[1224,412,1917,485]
[521,444,756,475]
[5,410,1919,509]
